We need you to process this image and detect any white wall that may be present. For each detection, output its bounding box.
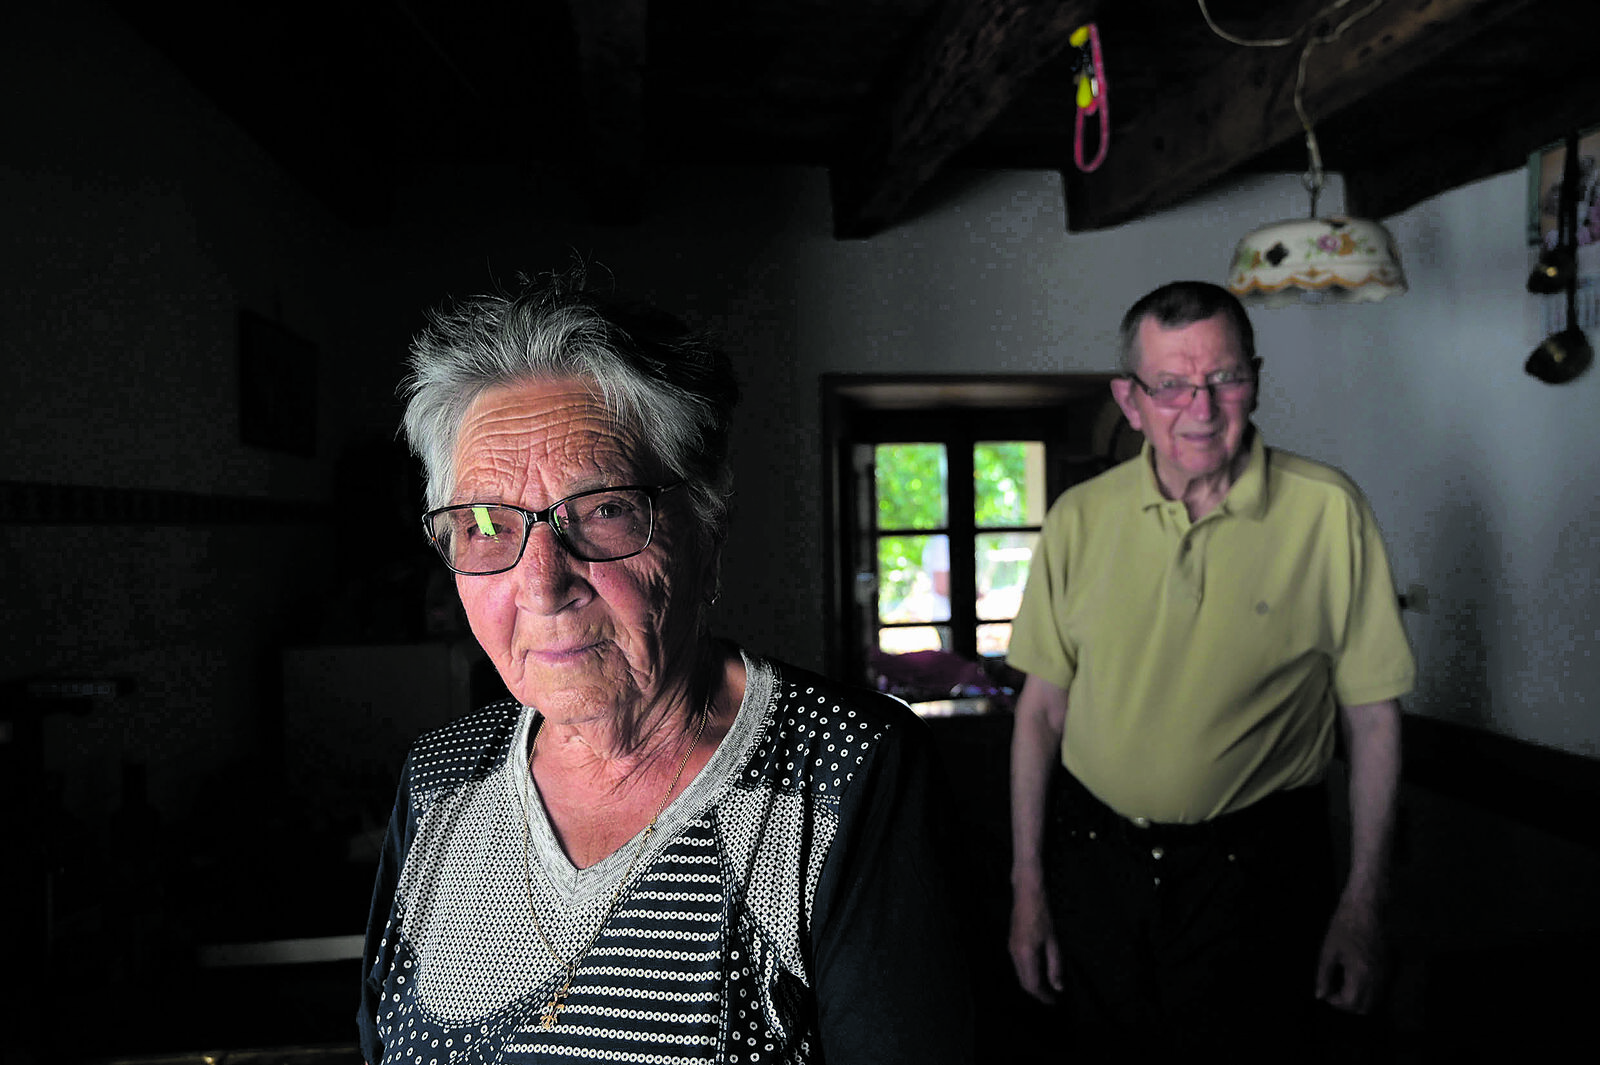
[1284,173,1600,757]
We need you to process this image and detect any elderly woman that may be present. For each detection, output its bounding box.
[358,269,971,1065]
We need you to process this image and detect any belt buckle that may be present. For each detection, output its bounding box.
[1126,814,1168,861]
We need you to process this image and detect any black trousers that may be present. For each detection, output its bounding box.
[1044,768,1336,1061]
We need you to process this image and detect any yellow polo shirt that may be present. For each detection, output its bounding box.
[1007,430,1415,823]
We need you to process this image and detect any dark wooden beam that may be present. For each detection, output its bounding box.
[830,0,1098,239]
[1065,0,1538,232]
[1345,68,1600,221]
[567,0,648,225]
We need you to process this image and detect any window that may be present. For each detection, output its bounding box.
[822,375,1135,705]
[873,440,1045,658]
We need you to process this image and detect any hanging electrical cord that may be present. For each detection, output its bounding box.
[1197,0,1384,213]
[1214,0,1408,307]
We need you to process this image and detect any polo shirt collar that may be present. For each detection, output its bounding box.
[1224,428,1269,520]
[1135,424,1268,520]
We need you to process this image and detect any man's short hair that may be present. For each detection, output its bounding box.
[1116,281,1256,375]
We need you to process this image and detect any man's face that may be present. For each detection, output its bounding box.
[1111,312,1257,494]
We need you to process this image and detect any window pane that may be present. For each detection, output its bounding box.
[878,626,945,656]
[876,443,947,530]
[976,530,1038,621]
[879,534,948,623]
[974,441,1044,528]
[977,622,1014,657]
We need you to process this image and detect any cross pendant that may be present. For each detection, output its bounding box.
[538,970,574,1031]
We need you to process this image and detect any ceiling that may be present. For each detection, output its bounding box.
[110,0,1600,238]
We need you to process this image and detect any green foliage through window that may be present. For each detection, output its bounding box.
[875,444,948,613]
[875,444,947,530]
[874,441,1042,648]
[975,442,1036,527]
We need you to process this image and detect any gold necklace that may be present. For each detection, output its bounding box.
[519,705,710,1031]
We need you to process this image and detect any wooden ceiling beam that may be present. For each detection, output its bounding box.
[1345,68,1600,222]
[567,0,648,225]
[829,0,1099,239]
[1064,0,1539,232]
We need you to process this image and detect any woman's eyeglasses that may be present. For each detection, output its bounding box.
[423,483,682,575]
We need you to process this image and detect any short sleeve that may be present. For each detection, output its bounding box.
[1332,494,1416,707]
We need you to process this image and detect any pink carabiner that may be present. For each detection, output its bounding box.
[1073,23,1110,173]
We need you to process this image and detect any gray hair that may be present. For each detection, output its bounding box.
[1116,281,1257,375]
[399,267,740,545]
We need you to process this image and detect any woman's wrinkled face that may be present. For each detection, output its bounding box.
[449,378,706,725]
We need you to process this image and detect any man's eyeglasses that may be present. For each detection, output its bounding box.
[423,483,682,575]
[1124,369,1255,409]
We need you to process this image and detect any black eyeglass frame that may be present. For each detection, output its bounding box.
[422,481,684,575]
[1123,365,1258,409]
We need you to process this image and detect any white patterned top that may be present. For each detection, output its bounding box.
[358,649,972,1065]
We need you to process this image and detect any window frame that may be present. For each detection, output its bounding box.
[821,374,1133,690]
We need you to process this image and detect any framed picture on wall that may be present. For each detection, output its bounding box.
[1528,126,1600,249]
[239,309,318,457]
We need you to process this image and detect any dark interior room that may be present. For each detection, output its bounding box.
[6,2,1599,1062]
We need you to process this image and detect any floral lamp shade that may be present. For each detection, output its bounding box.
[1227,216,1407,308]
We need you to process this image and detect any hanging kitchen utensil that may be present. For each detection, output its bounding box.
[1526,130,1593,383]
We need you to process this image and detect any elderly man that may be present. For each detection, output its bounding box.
[1006,281,1413,1055]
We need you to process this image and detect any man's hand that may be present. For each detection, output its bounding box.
[1315,893,1384,1013]
[1008,875,1063,1003]
[1008,675,1070,1004]
[1320,698,1402,1014]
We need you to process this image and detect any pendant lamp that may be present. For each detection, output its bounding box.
[1208,0,1407,307]
[1226,132,1408,308]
